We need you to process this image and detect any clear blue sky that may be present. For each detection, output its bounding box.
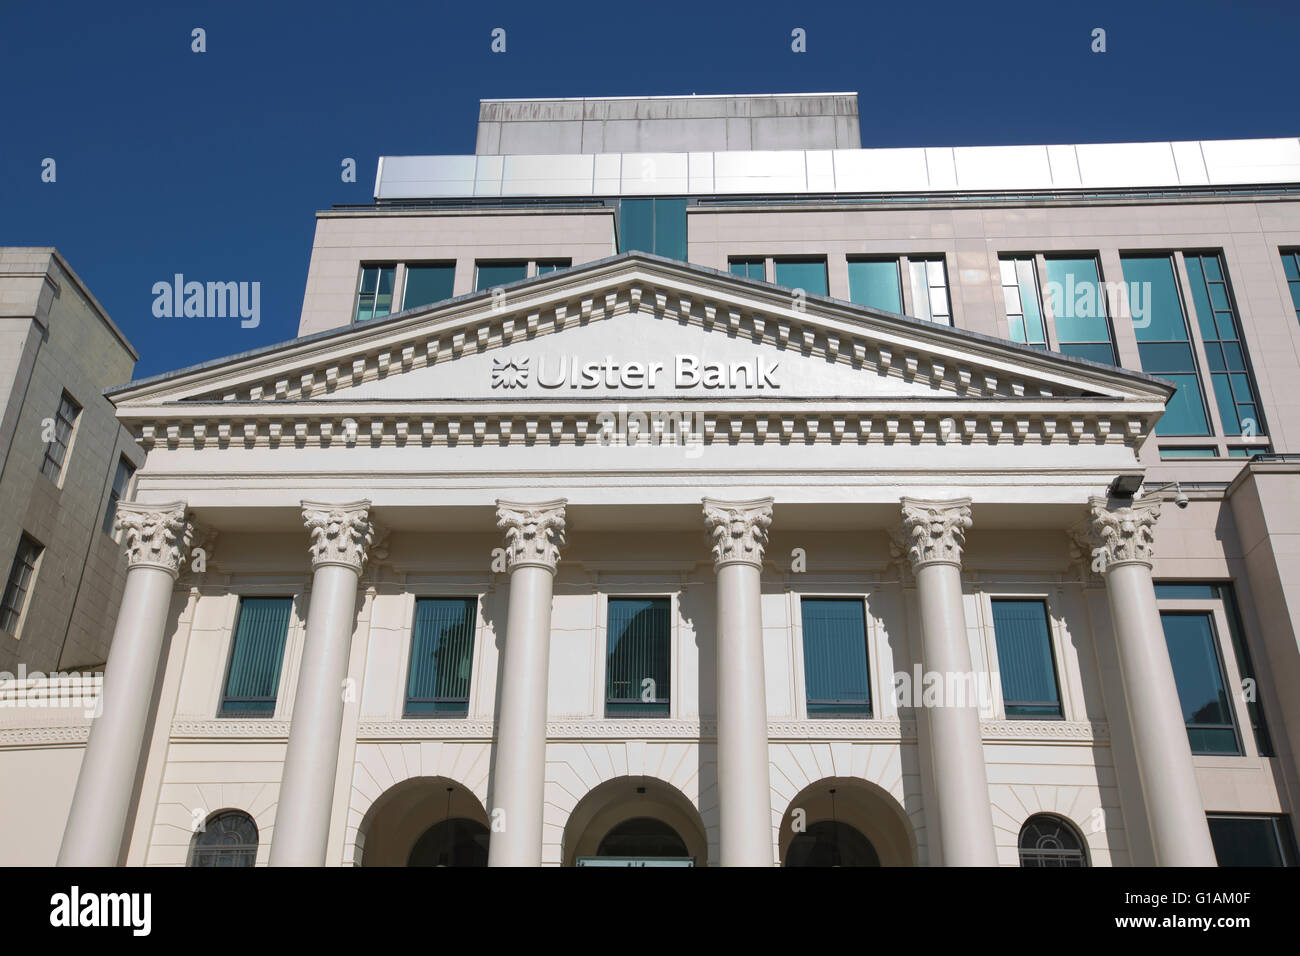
[2,0,1296,379]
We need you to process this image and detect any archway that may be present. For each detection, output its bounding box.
[779,778,915,866]
[562,776,707,867]
[358,776,489,867]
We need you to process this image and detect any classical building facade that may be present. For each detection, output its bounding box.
[4,94,1299,867]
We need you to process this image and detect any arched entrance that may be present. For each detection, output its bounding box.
[780,778,915,866]
[358,776,489,866]
[563,776,707,866]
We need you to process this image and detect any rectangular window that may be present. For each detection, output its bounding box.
[1120,255,1211,436]
[1283,250,1300,324]
[605,597,670,716]
[355,264,396,323]
[729,258,765,281]
[1000,257,1047,347]
[401,263,455,312]
[475,261,528,292]
[405,598,477,716]
[101,456,135,536]
[1159,611,1240,755]
[536,259,571,275]
[1207,814,1297,867]
[40,391,81,483]
[774,258,828,297]
[1184,252,1264,437]
[990,599,1063,718]
[1044,256,1118,364]
[848,258,904,313]
[800,598,871,716]
[220,597,293,716]
[1,534,43,636]
[619,199,687,261]
[908,257,951,325]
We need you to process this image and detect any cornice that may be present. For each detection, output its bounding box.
[0,724,91,748]
[979,719,1109,743]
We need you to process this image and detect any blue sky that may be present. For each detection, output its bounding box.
[2,0,1296,379]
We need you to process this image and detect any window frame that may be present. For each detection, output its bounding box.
[353,262,398,323]
[1017,813,1090,867]
[101,455,136,537]
[979,589,1078,722]
[846,256,906,314]
[1,533,44,638]
[998,252,1120,364]
[598,591,676,719]
[1206,813,1297,867]
[217,595,297,718]
[796,594,874,718]
[399,261,457,313]
[1157,606,1243,757]
[39,390,82,486]
[772,257,830,298]
[988,597,1065,720]
[403,596,480,718]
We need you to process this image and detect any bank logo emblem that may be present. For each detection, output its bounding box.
[491,356,530,389]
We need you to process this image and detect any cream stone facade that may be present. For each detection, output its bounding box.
[3,95,1299,867]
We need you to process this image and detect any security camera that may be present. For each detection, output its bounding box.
[1174,491,1189,509]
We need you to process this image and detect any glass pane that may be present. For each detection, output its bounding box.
[606,598,670,716]
[1208,817,1294,867]
[801,598,870,716]
[1045,257,1114,349]
[475,262,527,292]
[729,259,763,280]
[406,598,476,715]
[991,600,1062,718]
[847,260,902,312]
[652,198,688,260]
[1058,342,1116,364]
[403,264,455,310]
[222,598,293,715]
[536,260,570,275]
[1160,612,1239,755]
[619,199,654,254]
[774,259,828,296]
[1121,256,1189,343]
[1153,583,1218,600]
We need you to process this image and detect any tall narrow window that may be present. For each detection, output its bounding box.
[1000,257,1047,347]
[355,264,396,322]
[1159,611,1239,755]
[40,391,81,483]
[800,598,871,716]
[101,456,135,535]
[1207,814,1297,867]
[729,258,765,281]
[1120,255,1211,436]
[619,199,687,261]
[774,258,828,297]
[848,259,904,313]
[908,257,951,325]
[605,597,670,716]
[1,534,43,636]
[401,263,455,311]
[990,599,1062,718]
[406,598,477,715]
[220,597,293,716]
[1184,253,1264,437]
[1044,256,1118,364]
[1282,250,1300,324]
[475,261,527,292]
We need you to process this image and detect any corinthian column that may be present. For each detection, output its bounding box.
[900,497,998,866]
[59,502,193,866]
[1087,496,1217,866]
[269,501,373,867]
[702,497,774,866]
[487,499,566,867]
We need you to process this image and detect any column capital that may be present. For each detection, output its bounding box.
[116,501,193,578]
[496,499,567,572]
[899,497,972,571]
[702,497,774,570]
[301,500,374,572]
[1087,495,1160,571]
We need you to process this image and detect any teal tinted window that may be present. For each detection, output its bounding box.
[475,262,527,291]
[402,264,455,311]
[221,598,293,715]
[406,598,477,715]
[1160,612,1239,755]
[1283,251,1300,324]
[1184,253,1263,437]
[848,259,903,313]
[1000,258,1046,347]
[1121,256,1211,435]
[909,257,952,324]
[355,265,396,323]
[1160,447,1218,459]
[801,598,871,716]
[1208,815,1297,867]
[991,600,1062,718]
[606,598,671,716]
[729,258,765,281]
[774,258,828,296]
[619,199,686,260]
[1045,257,1117,364]
[536,259,570,275]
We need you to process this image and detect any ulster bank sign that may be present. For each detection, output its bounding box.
[490,353,782,391]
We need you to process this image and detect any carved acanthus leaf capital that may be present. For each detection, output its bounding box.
[702,497,774,569]
[899,497,973,570]
[301,500,374,572]
[116,502,193,577]
[496,499,567,572]
[1087,495,1160,571]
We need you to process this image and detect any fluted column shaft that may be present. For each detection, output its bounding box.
[703,497,774,866]
[487,499,566,867]
[1088,496,1217,866]
[59,503,193,866]
[901,497,998,866]
[269,501,373,867]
